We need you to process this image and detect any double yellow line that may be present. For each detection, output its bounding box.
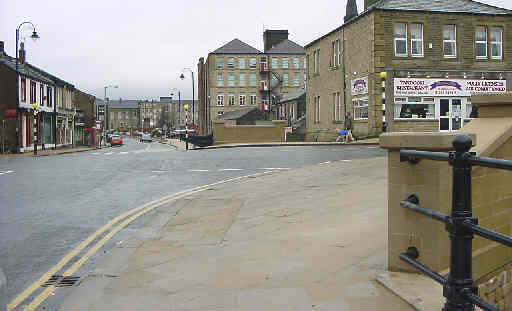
[9,172,268,311]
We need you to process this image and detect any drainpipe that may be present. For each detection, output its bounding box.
[342,31,347,122]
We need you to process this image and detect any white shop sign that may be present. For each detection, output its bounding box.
[394,78,506,96]
[351,77,368,96]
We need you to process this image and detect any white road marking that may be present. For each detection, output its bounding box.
[91,153,100,155]
[104,152,114,155]
[340,160,351,162]
[0,170,14,176]
[259,168,291,170]
[319,161,331,165]
[367,146,377,149]
[151,170,167,173]
[219,168,244,171]
[190,169,210,172]
[119,152,129,155]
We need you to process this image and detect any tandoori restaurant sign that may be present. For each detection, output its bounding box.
[394,78,506,96]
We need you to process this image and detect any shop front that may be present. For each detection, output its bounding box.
[392,78,506,132]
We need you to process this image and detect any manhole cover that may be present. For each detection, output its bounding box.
[41,275,81,287]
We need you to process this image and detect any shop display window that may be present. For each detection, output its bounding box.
[394,97,435,119]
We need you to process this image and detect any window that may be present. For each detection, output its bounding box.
[272,57,279,69]
[227,57,234,68]
[304,74,307,88]
[272,74,278,87]
[250,94,257,105]
[47,87,52,107]
[283,73,289,86]
[394,23,407,56]
[411,23,423,57]
[443,25,457,58]
[293,72,300,87]
[216,57,223,69]
[331,40,341,66]
[491,27,503,60]
[303,57,307,69]
[228,93,235,106]
[217,111,224,116]
[334,92,342,121]
[353,97,368,120]
[394,97,435,119]
[313,50,320,74]
[239,73,246,87]
[249,73,257,87]
[228,73,235,87]
[217,94,224,106]
[249,57,256,68]
[40,85,44,105]
[282,57,289,69]
[475,26,487,59]
[314,96,320,123]
[239,57,245,69]
[239,94,246,106]
[293,57,299,69]
[217,72,224,86]
[21,78,27,102]
[261,56,267,70]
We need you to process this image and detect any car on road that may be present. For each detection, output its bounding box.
[140,134,152,143]
[110,135,123,146]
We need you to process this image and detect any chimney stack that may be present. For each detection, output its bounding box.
[19,42,26,63]
[0,41,4,55]
[263,30,289,52]
[344,0,359,23]
[364,0,380,11]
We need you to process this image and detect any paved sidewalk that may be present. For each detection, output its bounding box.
[0,145,112,158]
[60,156,418,311]
[168,138,380,151]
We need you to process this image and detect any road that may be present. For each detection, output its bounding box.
[0,138,385,310]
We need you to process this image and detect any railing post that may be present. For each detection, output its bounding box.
[444,134,476,311]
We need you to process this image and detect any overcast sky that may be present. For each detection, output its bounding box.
[1,0,511,101]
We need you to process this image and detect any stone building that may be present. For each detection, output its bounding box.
[108,100,140,132]
[305,0,512,141]
[198,30,306,133]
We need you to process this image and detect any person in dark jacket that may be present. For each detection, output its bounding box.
[345,112,354,143]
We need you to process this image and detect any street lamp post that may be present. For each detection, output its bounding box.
[103,85,118,146]
[184,104,189,151]
[15,22,39,153]
[180,68,195,129]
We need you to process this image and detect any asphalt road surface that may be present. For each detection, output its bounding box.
[0,138,385,310]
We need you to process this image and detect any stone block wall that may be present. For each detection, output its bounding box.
[392,120,438,132]
[476,264,512,311]
[213,119,286,145]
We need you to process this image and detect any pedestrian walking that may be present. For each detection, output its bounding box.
[345,112,355,143]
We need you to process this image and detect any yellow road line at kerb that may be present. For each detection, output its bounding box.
[16,171,270,311]
[8,187,195,311]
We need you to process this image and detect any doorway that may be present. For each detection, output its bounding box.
[438,98,467,131]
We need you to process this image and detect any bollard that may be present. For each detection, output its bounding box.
[0,268,6,311]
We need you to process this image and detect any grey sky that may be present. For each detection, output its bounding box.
[1,0,511,101]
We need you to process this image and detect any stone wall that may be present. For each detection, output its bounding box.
[213,119,287,145]
[381,93,512,310]
[392,120,438,132]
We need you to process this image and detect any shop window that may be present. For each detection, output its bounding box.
[475,26,487,59]
[394,97,435,119]
[394,23,407,57]
[491,27,503,60]
[443,25,457,58]
[353,97,368,120]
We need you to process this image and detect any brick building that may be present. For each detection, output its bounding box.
[198,30,306,133]
[305,0,512,141]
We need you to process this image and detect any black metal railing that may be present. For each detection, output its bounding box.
[399,133,512,311]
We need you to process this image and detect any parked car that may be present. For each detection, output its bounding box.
[140,134,152,143]
[110,135,123,146]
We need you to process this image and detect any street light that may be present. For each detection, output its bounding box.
[180,68,195,129]
[183,104,189,151]
[31,103,39,155]
[15,22,40,153]
[103,85,118,146]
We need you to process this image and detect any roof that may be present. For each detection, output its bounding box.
[218,107,258,120]
[25,63,74,88]
[372,0,512,14]
[211,39,262,54]
[107,100,141,109]
[266,39,305,55]
[0,54,54,84]
[279,89,306,104]
[305,0,512,48]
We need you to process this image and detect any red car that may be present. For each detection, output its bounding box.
[110,135,123,146]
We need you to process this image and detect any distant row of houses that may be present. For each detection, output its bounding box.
[196,0,512,141]
[0,41,102,153]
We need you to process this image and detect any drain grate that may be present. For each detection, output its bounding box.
[41,275,81,287]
